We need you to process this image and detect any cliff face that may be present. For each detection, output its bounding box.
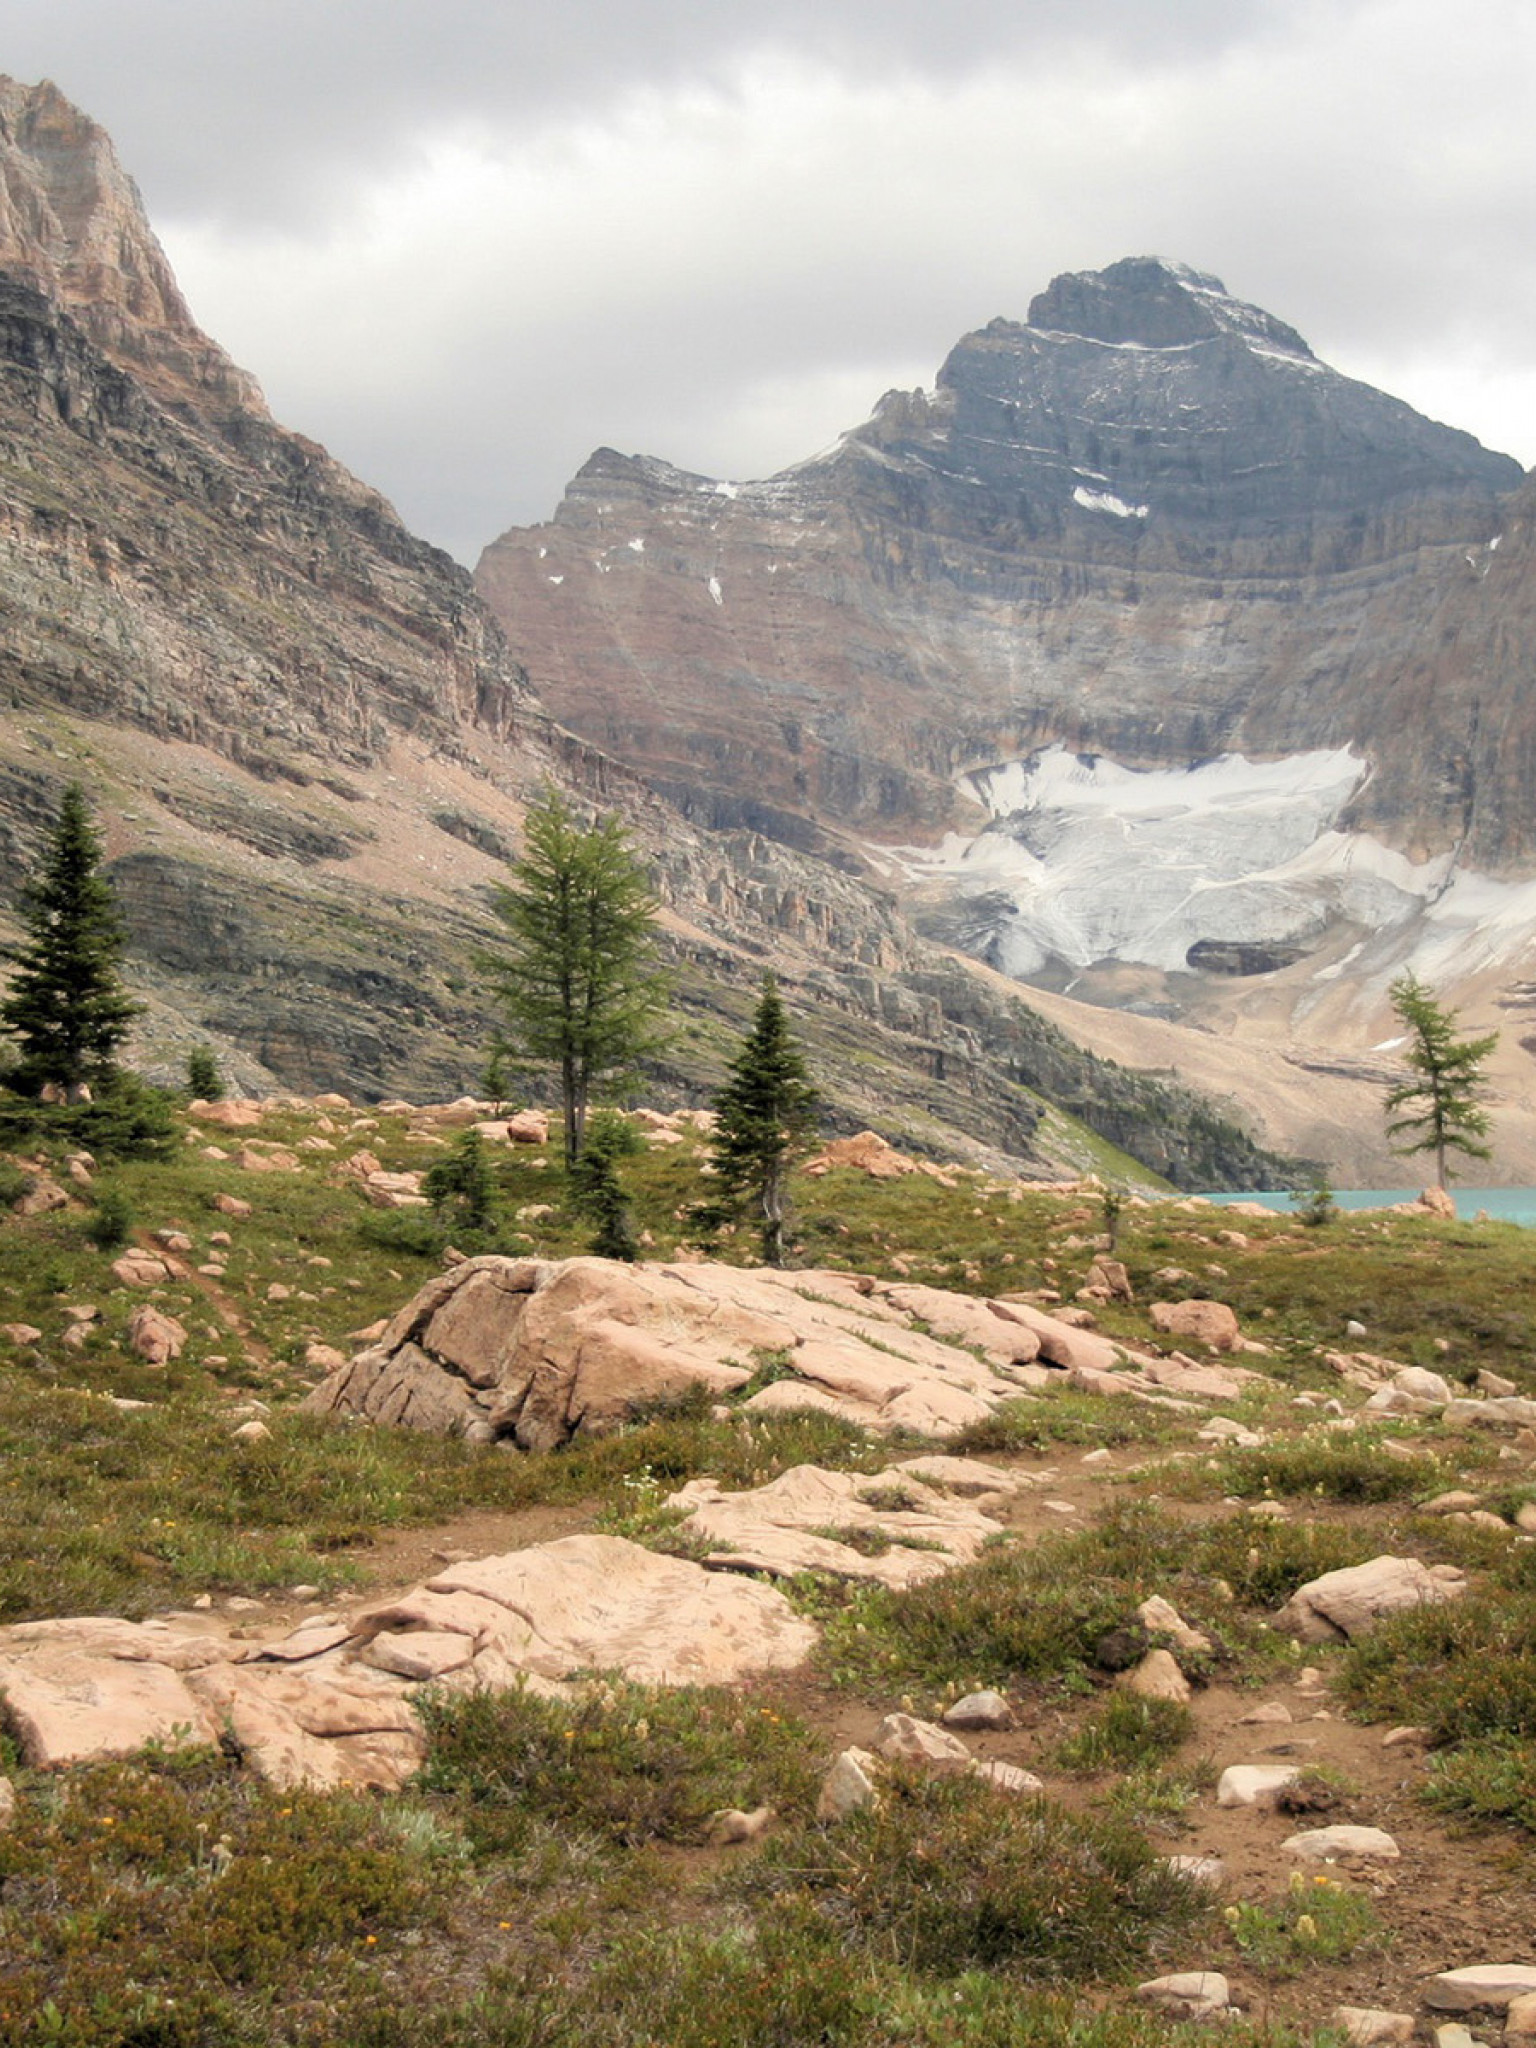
[476,258,1524,871]
[0,76,263,413]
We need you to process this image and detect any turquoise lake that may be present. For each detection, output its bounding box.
[1201,1188,1536,1228]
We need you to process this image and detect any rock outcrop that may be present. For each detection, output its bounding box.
[303,1254,1079,1446]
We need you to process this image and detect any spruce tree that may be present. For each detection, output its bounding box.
[480,790,669,1165]
[1383,971,1498,1187]
[709,975,816,1266]
[1,783,139,1098]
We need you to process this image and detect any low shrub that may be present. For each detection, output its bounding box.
[417,1680,819,1852]
[737,1773,1209,1982]
[1421,1734,1536,1835]
[1338,1588,1536,1744]
[1054,1695,1194,1773]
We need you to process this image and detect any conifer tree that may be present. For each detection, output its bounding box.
[709,975,816,1266]
[0,782,139,1098]
[1383,971,1498,1187]
[481,790,668,1165]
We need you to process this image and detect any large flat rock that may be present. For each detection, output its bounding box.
[667,1462,1019,1589]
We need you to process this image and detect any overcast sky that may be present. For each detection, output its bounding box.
[7,1,1536,564]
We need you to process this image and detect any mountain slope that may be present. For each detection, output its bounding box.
[0,76,1314,1185]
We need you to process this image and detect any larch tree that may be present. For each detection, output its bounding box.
[0,782,140,1099]
[481,790,669,1166]
[709,974,817,1266]
[1383,971,1498,1188]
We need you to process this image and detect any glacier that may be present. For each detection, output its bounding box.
[885,745,1470,982]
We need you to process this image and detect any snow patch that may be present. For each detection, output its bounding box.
[1072,485,1148,520]
[707,575,723,606]
[627,537,645,553]
[709,481,740,500]
[546,574,564,585]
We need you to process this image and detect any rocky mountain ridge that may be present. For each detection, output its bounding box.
[0,76,1316,1186]
[477,258,1523,874]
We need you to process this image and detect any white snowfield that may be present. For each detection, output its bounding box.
[884,745,1536,987]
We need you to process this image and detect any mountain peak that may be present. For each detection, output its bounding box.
[1025,255,1315,361]
[0,73,265,413]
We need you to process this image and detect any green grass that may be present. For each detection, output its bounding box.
[955,1390,1182,1453]
[1053,1695,1194,1773]
[1337,1588,1536,1744]
[1162,1432,1471,1505]
[417,1679,819,1853]
[819,1503,1360,1701]
[735,1771,1211,1983]
[1421,1735,1536,1836]
[1223,1871,1385,1975]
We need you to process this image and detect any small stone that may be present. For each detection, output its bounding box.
[1424,1966,1536,2013]
[1217,1764,1303,1807]
[1081,1447,1113,1465]
[1282,1825,1400,1861]
[0,1777,16,1828]
[875,1713,972,1772]
[1136,1972,1230,2019]
[1042,1499,1078,1515]
[0,1323,43,1345]
[1477,1370,1517,1398]
[1517,1502,1536,1534]
[971,1758,1043,1794]
[232,1420,271,1443]
[1504,1992,1536,2038]
[290,1585,321,1601]
[1136,1595,1212,1654]
[1423,1491,1483,1515]
[817,1747,882,1820]
[1433,2026,1482,2048]
[267,1283,291,1302]
[1381,1725,1431,1748]
[1331,2009,1416,2046]
[1164,1854,1224,1884]
[1239,1701,1293,1725]
[1346,1319,1368,1338]
[1119,1648,1191,1703]
[942,1689,1014,1732]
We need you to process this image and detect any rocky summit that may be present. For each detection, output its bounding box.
[476,258,1536,1075]
[478,255,1519,862]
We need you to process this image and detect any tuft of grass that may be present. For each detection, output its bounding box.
[819,1504,1355,1699]
[1199,1435,1459,1504]
[1223,1870,1385,1975]
[1054,1696,1194,1773]
[416,1680,819,1853]
[1421,1734,1536,1836]
[736,1771,1211,1982]
[1337,1588,1536,1745]
[955,1391,1179,1454]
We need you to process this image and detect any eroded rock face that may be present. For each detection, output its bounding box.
[477,257,1521,880]
[302,1255,1121,1447]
